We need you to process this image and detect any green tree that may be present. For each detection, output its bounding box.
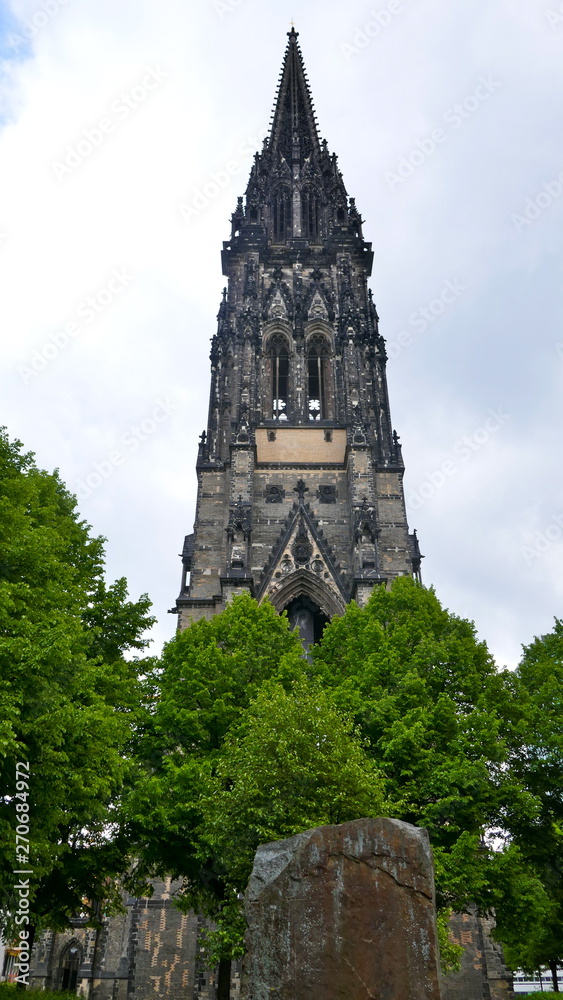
[490,620,563,991]
[126,593,306,879]
[187,677,388,960]
[487,843,560,990]
[126,596,389,995]
[128,579,563,991]
[0,430,155,947]
[311,577,514,913]
[310,579,563,985]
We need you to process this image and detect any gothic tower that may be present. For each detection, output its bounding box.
[175,28,421,641]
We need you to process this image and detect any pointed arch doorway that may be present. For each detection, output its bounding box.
[285,594,329,653]
[265,569,345,655]
[59,942,82,992]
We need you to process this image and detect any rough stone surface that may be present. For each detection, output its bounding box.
[242,817,443,1000]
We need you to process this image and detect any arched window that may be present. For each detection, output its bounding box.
[306,333,330,421]
[268,333,290,421]
[272,187,292,242]
[59,942,81,993]
[301,188,320,241]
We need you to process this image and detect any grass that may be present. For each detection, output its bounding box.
[0,983,77,999]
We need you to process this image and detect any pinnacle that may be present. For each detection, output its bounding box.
[267,29,321,165]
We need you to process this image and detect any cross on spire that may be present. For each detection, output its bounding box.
[294,479,309,502]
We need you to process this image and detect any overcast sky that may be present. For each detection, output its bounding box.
[1,0,562,668]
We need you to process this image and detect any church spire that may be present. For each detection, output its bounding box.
[176,28,421,632]
[233,29,357,248]
[267,27,321,166]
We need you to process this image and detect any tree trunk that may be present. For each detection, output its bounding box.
[217,957,232,1000]
[549,959,560,991]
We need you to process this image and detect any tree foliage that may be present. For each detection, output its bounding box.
[129,580,516,967]
[311,580,563,987]
[126,593,306,879]
[490,619,563,990]
[203,678,386,863]
[187,678,388,960]
[311,576,509,911]
[0,430,155,935]
[125,596,390,962]
[6,435,561,992]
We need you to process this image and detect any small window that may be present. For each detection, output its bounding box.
[272,187,292,242]
[301,188,320,241]
[268,334,290,421]
[307,334,330,421]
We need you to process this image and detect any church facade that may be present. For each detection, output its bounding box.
[174,27,421,641]
[24,30,514,1000]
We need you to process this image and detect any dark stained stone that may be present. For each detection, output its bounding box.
[242,817,443,1000]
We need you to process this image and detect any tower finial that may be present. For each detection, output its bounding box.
[268,26,319,164]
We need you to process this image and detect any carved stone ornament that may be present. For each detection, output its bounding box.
[226,495,252,540]
[317,485,337,504]
[265,485,285,503]
[354,497,378,542]
[292,522,313,565]
[269,289,287,319]
[235,415,250,443]
[308,289,328,320]
[293,479,309,502]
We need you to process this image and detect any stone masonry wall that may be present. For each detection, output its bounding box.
[443,909,514,1000]
[29,880,241,1000]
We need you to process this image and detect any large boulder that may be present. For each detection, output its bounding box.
[242,816,442,1000]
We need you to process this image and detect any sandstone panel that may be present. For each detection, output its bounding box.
[255,427,347,465]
